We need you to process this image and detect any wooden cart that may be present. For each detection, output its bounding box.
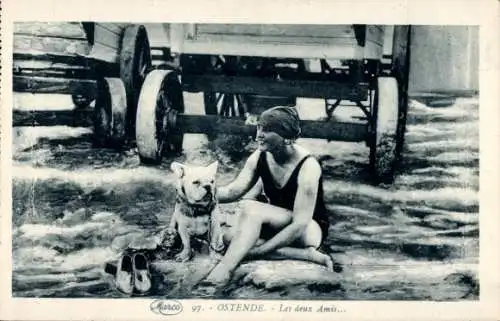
[13,23,411,183]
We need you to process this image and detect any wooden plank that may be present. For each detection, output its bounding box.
[381,26,395,56]
[366,25,384,45]
[197,24,381,46]
[13,76,97,95]
[174,39,379,59]
[13,52,90,66]
[13,67,93,80]
[13,33,89,42]
[95,23,128,35]
[12,109,367,142]
[195,24,356,38]
[172,23,384,59]
[170,24,186,53]
[364,40,384,61]
[195,33,361,46]
[86,44,119,63]
[146,23,171,47]
[180,115,367,141]
[14,35,90,55]
[15,60,77,70]
[13,59,90,72]
[13,108,94,128]
[14,22,87,39]
[13,52,119,78]
[94,24,122,50]
[182,75,368,100]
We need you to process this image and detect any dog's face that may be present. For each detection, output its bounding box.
[171,161,218,205]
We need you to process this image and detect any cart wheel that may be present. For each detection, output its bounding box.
[120,24,152,137]
[93,77,128,149]
[369,77,400,183]
[203,92,247,140]
[203,92,247,117]
[136,70,184,165]
[71,94,94,109]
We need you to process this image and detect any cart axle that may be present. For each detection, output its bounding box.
[13,109,368,143]
[180,115,367,142]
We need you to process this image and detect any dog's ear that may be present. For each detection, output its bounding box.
[206,161,219,177]
[170,162,186,178]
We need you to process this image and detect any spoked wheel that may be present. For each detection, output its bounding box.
[203,93,296,117]
[120,24,152,137]
[203,55,248,118]
[93,77,128,149]
[203,92,248,117]
[136,70,184,165]
[369,77,400,183]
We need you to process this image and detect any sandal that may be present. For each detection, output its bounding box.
[132,252,152,294]
[115,254,134,295]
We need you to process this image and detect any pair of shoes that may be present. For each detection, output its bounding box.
[115,254,134,295]
[115,252,152,295]
[133,252,152,294]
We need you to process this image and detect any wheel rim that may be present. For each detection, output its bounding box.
[93,78,127,148]
[136,39,152,91]
[94,80,111,144]
[136,70,184,164]
[120,25,152,137]
[369,77,399,183]
[155,88,170,158]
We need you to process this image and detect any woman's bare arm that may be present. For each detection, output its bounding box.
[217,150,261,203]
[250,158,321,254]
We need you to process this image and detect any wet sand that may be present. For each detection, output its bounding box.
[11,93,479,300]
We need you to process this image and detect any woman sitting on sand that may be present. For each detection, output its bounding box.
[202,106,335,285]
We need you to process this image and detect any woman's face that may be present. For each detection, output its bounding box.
[255,124,286,152]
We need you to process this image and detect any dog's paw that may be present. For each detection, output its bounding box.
[175,250,192,262]
[245,114,259,126]
[159,228,178,246]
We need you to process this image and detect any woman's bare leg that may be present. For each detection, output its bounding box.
[205,200,332,283]
[204,200,294,283]
[259,247,333,271]
[249,221,333,271]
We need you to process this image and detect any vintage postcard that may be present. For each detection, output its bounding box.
[1,0,499,320]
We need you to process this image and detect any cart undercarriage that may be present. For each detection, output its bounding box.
[13,23,411,183]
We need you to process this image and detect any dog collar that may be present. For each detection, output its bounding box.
[176,192,217,217]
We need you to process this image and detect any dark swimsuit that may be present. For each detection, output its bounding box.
[255,151,330,245]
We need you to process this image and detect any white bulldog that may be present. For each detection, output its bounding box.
[165,161,225,262]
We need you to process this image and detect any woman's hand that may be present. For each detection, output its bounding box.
[246,239,269,259]
[247,245,266,258]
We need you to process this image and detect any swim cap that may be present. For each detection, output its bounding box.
[258,106,301,139]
